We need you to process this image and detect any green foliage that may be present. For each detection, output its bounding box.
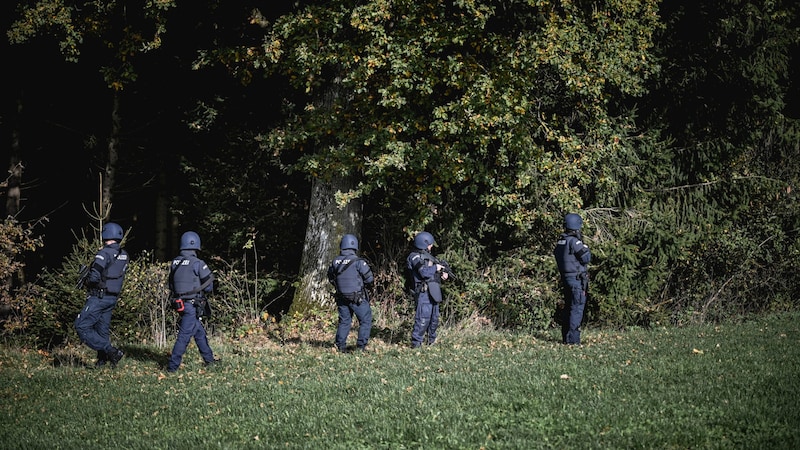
[114,251,172,347]
[217,0,661,234]
[8,0,176,89]
[0,218,44,331]
[631,0,800,326]
[9,242,89,348]
[464,246,561,330]
[2,311,799,448]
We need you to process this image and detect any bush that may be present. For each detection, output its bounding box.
[116,251,172,347]
[461,246,562,331]
[211,255,293,339]
[0,218,45,345]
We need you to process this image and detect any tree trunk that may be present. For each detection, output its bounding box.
[5,96,23,218]
[4,94,25,287]
[154,169,169,260]
[290,174,362,314]
[103,92,121,216]
[289,69,363,314]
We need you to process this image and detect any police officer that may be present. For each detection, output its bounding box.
[327,234,374,352]
[167,231,217,372]
[554,213,591,345]
[407,231,449,348]
[74,222,129,367]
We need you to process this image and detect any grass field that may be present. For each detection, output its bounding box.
[1,312,799,449]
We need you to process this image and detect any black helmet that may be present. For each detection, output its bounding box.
[180,231,201,250]
[413,231,435,250]
[564,213,583,231]
[101,222,124,241]
[340,234,359,251]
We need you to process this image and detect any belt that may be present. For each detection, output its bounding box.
[90,289,119,297]
[561,273,584,280]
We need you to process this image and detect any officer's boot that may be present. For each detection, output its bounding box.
[95,350,107,367]
[107,347,125,368]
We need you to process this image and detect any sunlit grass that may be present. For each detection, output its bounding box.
[2,312,799,449]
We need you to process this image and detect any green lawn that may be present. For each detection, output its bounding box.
[2,312,799,449]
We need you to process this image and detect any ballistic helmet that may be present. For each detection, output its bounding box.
[413,231,435,250]
[101,222,124,242]
[180,231,201,250]
[340,234,359,251]
[564,213,583,231]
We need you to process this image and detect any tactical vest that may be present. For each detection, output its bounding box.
[554,233,588,276]
[170,255,202,299]
[330,255,364,295]
[408,250,443,303]
[97,246,128,293]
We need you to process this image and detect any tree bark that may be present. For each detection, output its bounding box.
[103,92,121,215]
[5,96,23,218]
[290,174,362,313]
[154,169,169,260]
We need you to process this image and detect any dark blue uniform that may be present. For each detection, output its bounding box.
[407,250,441,348]
[74,241,128,365]
[167,250,216,371]
[328,249,374,351]
[554,232,591,344]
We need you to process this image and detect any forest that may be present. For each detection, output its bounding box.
[1,0,798,347]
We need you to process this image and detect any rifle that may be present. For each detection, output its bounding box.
[435,258,456,281]
[75,264,90,289]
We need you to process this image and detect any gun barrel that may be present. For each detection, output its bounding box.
[75,264,90,289]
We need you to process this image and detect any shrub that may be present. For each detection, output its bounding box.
[0,218,45,344]
[6,236,88,349]
[116,251,172,347]
[461,246,561,331]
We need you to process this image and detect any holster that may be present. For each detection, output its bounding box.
[193,298,210,317]
[339,290,365,305]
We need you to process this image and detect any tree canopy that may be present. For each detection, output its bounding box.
[215,0,661,242]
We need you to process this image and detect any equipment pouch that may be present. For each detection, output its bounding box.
[580,272,589,291]
[343,291,364,305]
[195,298,209,318]
[427,281,443,303]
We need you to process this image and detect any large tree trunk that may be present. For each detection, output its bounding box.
[290,174,361,313]
[289,70,362,314]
